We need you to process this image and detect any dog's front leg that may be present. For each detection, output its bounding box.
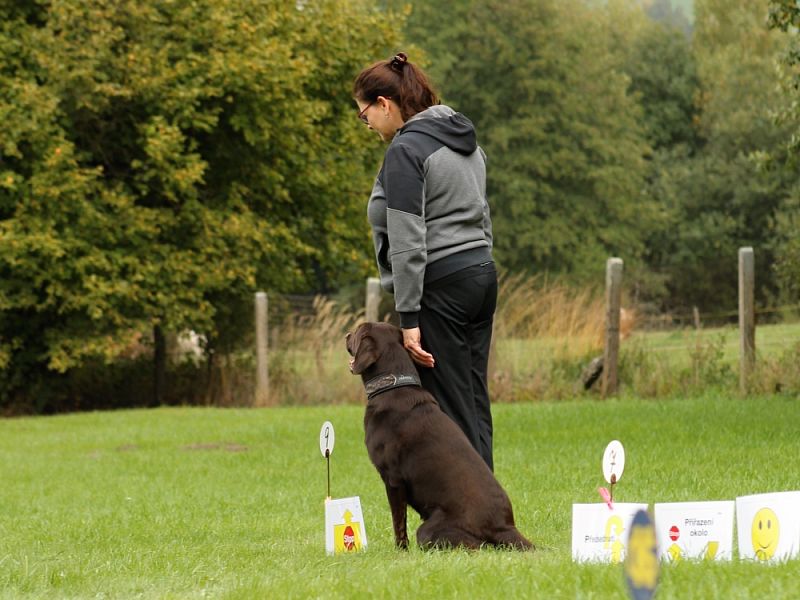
[385,483,408,549]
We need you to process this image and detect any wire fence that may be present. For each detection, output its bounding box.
[634,304,800,331]
[264,292,800,340]
[203,289,800,405]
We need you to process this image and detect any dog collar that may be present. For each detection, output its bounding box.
[364,373,422,400]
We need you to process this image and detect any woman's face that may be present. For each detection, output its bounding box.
[356,96,404,142]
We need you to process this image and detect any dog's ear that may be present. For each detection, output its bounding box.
[351,332,379,374]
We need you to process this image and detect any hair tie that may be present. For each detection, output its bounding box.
[390,52,408,73]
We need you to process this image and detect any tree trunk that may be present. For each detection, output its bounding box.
[153,324,166,407]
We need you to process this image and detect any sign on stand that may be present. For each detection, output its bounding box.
[573,439,646,562]
[572,503,649,563]
[654,501,735,561]
[736,491,800,562]
[325,497,368,555]
[319,421,368,555]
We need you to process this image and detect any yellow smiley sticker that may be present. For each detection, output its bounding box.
[751,507,780,561]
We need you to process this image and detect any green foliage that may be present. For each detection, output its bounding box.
[767,1,800,293]
[621,17,699,152]
[0,0,400,408]
[646,0,694,35]
[398,0,656,282]
[773,190,800,299]
[393,0,796,312]
[636,0,796,311]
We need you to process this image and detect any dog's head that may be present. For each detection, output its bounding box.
[346,322,405,375]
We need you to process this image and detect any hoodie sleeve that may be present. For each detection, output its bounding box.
[383,141,427,329]
[479,147,493,249]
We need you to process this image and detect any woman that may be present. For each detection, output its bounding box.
[353,52,498,470]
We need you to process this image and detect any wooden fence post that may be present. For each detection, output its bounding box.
[738,247,755,394]
[255,291,270,406]
[602,258,624,398]
[366,277,381,322]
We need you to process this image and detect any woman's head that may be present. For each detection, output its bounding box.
[353,53,438,123]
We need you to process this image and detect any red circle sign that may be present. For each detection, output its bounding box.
[343,525,356,550]
[669,525,680,541]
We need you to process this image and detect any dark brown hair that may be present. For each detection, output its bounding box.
[353,52,439,121]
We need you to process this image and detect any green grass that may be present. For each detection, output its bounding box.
[2,394,800,598]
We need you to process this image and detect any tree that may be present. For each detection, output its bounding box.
[583,2,704,306]
[397,0,656,282]
[604,0,797,314]
[646,0,694,38]
[0,0,400,410]
[658,0,797,312]
[767,1,800,296]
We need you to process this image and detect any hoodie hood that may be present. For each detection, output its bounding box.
[398,104,477,155]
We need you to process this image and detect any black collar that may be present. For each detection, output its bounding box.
[364,373,422,400]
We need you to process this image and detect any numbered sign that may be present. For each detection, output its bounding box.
[602,440,625,485]
[319,421,335,458]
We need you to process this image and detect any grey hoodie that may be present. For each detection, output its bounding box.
[367,105,493,328]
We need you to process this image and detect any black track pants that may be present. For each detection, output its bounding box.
[417,261,497,471]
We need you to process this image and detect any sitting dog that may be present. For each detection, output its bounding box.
[346,322,533,550]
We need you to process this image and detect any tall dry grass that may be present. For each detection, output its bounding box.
[236,275,796,405]
[265,296,366,406]
[490,273,608,401]
[494,273,606,354]
[258,274,611,405]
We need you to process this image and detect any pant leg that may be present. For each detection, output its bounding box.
[417,294,480,456]
[468,271,497,470]
[416,262,497,469]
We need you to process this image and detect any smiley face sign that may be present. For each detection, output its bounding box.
[751,507,780,561]
[736,491,800,562]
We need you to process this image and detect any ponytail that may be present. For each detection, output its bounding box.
[353,52,438,121]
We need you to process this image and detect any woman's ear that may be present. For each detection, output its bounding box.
[377,96,393,116]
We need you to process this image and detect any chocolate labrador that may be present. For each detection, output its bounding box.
[346,322,533,550]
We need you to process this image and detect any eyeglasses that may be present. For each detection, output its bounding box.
[357,101,374,124]
[357,97,391,124]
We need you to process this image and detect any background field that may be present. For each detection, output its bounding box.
[2,393,800,598]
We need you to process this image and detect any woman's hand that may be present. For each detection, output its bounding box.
[402,327,435,368]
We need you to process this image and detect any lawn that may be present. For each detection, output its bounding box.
[2,393,800,598]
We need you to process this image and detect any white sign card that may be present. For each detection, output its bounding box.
[572,503,649,563]
[736,491,800,562]
[325,496,368,555]
[654,501,735,561]
[319,421,335,458]
[602,440,625,484]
